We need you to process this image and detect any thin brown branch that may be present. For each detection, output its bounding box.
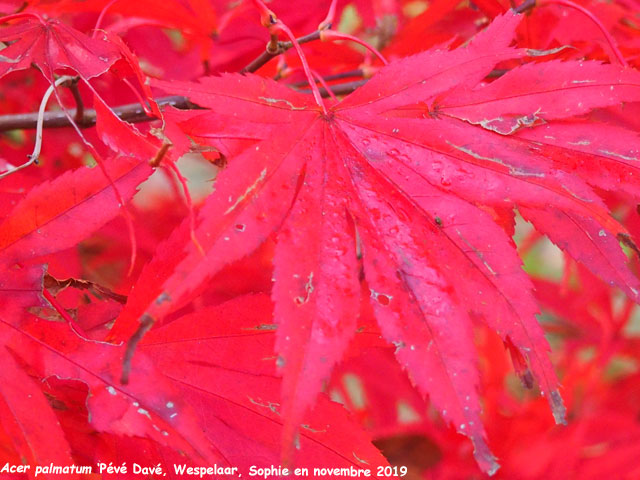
[0,78,372,132]
[0,95,196,132]
[267,32,280,54]
[290,69,365,87]
[121,314,154,384]
[241,30,322,73]
[513,0,536,14]
[0,26,363,133]
[299,79,368,98]
[0,76,72,178]
[66,78,87,125]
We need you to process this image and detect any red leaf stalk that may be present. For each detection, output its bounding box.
[320,30,389,66]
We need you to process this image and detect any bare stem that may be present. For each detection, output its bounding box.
[66,78,87,125]
[121,314,154,384]
[0,27,374,134]
[0,76,368,131]
[267,32,280,54]
[290,68,365,87]
[240,30,322,73]
[299,79,368,97]
[513,0,536,13]
[0,76,72,179]
[0,95,196,132]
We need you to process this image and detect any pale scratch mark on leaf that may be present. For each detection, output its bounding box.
[599,149,638,162]
[571,79,596,84]
[224,168,267,215]
[247,396,281,414]
[0,54,20,63]
[259,97,307,110]
[243,323,278,331]
[352,452,369,465]
[561,185,593,202]
[300,424,327,433]
[137,407,152,419]
[294,271,314,305]
[455,229,497,276]
[446,141,545,177]
[463,108,544,135]
[526,45,576,57]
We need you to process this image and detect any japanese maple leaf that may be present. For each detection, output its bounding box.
[0,155,152,267]
[0,295,386,475]
[0,93,160,316]
[0,13,120,82]
[0,334,77,479]
[117,11,640,473]
[0,264,45,319]
[47,0,218,37]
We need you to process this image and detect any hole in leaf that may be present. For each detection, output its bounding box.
[377,294,391,306]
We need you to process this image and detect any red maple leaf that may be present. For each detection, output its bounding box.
[0,154,152,267]
[0,13,120,82]
[102,11,640,473]
[0,294,386,475]
[1,1,639,476]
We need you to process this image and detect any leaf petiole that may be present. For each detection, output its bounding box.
[272,21,327,113]
[0,75,72,180]
[319,30,389,66]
